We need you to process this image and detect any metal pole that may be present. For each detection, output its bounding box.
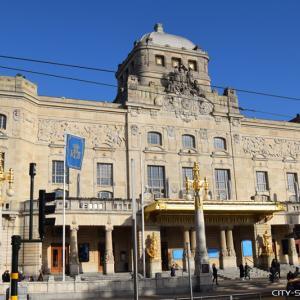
[62,134,66,281]
[186,242,193,300]
[10,235,21,300]
[131,159,138,300]
[29,163,36,240]
[140,152,146,278]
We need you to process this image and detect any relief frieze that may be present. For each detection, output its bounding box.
[242,136,300,159]
[38,119,125,148]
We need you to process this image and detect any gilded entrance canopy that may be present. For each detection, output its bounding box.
[144,198,285,226]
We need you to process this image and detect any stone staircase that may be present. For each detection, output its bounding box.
[218,267,269,280]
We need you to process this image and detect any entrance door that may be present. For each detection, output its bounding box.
[51,245,69,273]
[98,243,105,273]
[161,242,169,270]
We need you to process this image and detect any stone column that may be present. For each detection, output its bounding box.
[104,225,115,275]
[69,222,80,275]
[224,227,237,268]
[288,225,298,266]
[182,228,190,271]
[190,229,196,272]
[219,227,228,269]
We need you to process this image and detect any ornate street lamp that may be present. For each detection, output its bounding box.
[185,162,212,291]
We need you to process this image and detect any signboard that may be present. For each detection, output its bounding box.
[66,134,85,170]
[172,249,183,260]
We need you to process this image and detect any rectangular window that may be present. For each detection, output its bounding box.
[256,171,269,192]
[52,160,68,184]
[172,57,181,68]
[182,167,193,187]
[147,165,165,198]
[188,60,197,71]
[287,173,298,193]
[97,163,113,186]
[215,169,231,200]
[155,55,165,66]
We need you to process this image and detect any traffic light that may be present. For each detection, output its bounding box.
[38,189,56,240]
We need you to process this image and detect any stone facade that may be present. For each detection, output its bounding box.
[0,24,300,277]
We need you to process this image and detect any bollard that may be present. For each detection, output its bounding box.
[10,235,21,300]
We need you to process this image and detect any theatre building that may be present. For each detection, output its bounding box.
[0,23,300,277]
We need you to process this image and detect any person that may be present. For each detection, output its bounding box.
[244,262,251,280]
[287,271,294,281]
[294,267,299,278]
[275,260,281,278]
[170,263,176,277]
[269,265,277,283]
[239,264,245,280]
[2,270,10,282]
[212,263,218,285]
[37,271,43,282]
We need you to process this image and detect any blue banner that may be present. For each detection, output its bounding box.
[66,134,85,170]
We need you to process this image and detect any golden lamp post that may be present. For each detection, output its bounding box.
[0,153,14,274]
[185,162,212,291]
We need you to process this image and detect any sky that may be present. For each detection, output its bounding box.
[0,0,300,121]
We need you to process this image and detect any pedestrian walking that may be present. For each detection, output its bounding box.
[212,263,218,285]
[275,260,280,278]
[170,263,176,277]
[244,262,251,280]
[239,263,245,280]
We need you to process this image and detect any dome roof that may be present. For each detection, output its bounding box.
[139,23,197,50]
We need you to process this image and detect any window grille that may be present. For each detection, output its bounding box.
[256,171,269,192]
[182,135,195,149]
[147,132,162,145]
[97,163,113,186]
[215,169,231,200]
[52,160,68,184]
[0,114,7,130]
[214,137,226,150]
[147,165,165,198]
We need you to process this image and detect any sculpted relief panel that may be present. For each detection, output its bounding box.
[242,136,300,159]
[38,119,125,148]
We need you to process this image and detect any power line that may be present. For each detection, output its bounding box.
[1,54,300,102]
[0,64,294,119]
[0,55,115,73]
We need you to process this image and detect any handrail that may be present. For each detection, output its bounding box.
[244,257,254,265]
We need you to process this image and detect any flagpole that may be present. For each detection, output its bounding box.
[140,152,145,278]
[131,159,138,300]
[62,133,66,281]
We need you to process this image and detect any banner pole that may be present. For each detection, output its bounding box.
[62,133,66,281]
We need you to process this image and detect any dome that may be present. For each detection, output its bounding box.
[139,23,197,50]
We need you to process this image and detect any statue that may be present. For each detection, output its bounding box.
[262,230,272,255]
[146,232,158,259]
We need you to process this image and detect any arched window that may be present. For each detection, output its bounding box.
[214,137,226,150]
[182,134,195,148]
[0,114,7,130]
[98,191,113,199]
[147,132,162,146]
[54,188,69,199]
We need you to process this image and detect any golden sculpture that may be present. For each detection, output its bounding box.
[0,153,14,204]
[262,230,272,255]
[146,232,158,259]
[185,162,209,208]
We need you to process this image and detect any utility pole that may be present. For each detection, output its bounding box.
[131,159,139,300]
[29,163,36,240]
[11,235,21,300]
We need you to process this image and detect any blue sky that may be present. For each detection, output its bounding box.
[1,0,299,120]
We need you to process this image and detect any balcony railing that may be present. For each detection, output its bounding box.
[23,198,133,213]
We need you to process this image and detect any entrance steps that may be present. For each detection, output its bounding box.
[218,267,269,280]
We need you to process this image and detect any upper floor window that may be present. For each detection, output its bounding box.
[182,167,193,187]
[215,169,231,200]
[172,57,181,68]
[0,114,7,130]
[287,173,298,197]
[147,132,162,146]
[97,163,113,186]
[214,137,226,151]
[98,191,113,199]
[182,134,195,149]
[147,165,165,198]
[52,160,69,184]
[188,60,197,71]
[155,55,165,66]
[256,171,269,192]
